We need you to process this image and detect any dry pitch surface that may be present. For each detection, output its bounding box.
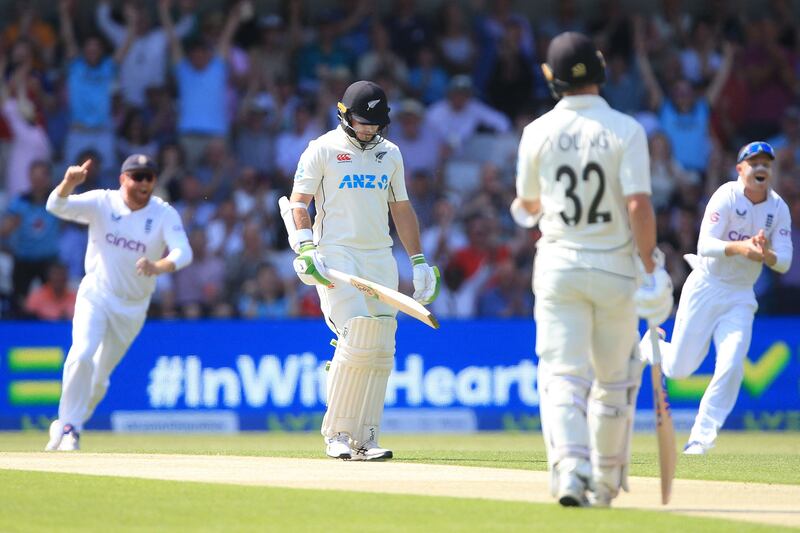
[1,453,797,528]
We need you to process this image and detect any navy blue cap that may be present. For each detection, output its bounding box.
[121,154,158,174]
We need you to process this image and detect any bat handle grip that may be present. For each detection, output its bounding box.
[648,327,663,366]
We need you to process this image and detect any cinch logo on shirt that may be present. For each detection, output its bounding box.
[338,174,389,189]
[105,232,147,253]
[727,231,751,241]
[336,153,352,162]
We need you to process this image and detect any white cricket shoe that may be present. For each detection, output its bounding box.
[556,471,589,507]
[683,441,710,455]
[350,440,393,461]
[57,424,80,451]
[44,419,64,451]
[325,432,352,460]
[588,484,613,508]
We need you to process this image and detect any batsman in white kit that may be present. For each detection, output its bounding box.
[641,141,793,455]
[280,80,440,460]
[44,154,192,451]
[511,32,673,507]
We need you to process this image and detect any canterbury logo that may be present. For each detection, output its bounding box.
[367,99,380,109]
[336,153,351,162]
[572,63,586,77]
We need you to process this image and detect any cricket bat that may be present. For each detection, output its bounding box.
[327,268,440,329]
[649,327,677,505]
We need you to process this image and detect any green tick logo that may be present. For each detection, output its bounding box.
[7,347,64,406]
[666,341,791,401]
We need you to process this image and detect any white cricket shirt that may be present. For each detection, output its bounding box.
[292,126,409,250]
[47,189,192,302]
[697,179,793,286]
[516,95,651,256]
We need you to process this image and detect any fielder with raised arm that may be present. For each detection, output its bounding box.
[280,80,440,461]
[511,32,673,507]
[641,141,793,455]
[45,154,192,451]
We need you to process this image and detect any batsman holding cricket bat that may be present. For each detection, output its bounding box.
[511,32,674,507]
[280,80,440,461]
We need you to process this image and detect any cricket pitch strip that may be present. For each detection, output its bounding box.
[1,453,798,528]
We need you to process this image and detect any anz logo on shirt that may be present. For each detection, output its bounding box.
[338,174,389,190]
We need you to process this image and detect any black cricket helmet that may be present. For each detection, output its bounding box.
[541,32,606,99]
[337,80,391,148]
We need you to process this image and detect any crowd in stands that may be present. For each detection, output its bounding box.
[1,0,800,321]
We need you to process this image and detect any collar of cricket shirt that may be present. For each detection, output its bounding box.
[555,94,608,110]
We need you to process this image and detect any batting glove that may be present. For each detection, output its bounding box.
[634,248,674,327]
[509,198,542,228]
[411,254,441,305]
[293,242,332,287]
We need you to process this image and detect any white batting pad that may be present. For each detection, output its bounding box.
[537,361,592,495]
[321,316,396,444]
[588,354,644,496]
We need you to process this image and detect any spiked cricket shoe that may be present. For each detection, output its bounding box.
[556,471,589,507]
[325,433,352,460]
[44,420,64,451]
[350,440,393,461]
[57,424,80,451]
[683,441,710,455]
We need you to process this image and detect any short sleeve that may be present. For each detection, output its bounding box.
[388,147,408,203]
[619,123,651,196]
[292,139,325,195]
[515,126,540,200]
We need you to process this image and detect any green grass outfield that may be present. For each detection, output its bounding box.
[1,431,798,532]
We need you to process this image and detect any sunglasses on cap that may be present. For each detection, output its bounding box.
[736,141,775,163]
[127,172,156,182]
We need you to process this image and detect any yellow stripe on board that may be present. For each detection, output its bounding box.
[8,381,62,405]
[8,348,65,372]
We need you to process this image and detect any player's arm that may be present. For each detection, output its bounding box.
[278,141,332,286]
[511,127,542,228]
[760,203,793,272]
[697,190,764,262]
[390,200,422,256]
[47,160,99,224]
[391,200,440,305]
[628,193,657,272]
[137,208,193,276]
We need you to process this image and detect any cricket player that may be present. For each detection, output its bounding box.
[44,154,192,451]
[280,80,440,461]
[641,141,793,455]
[511,32,673,507]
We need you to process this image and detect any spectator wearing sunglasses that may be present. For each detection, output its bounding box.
[42,153,192,452]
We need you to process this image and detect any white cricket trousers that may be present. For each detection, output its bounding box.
[664,270,757,445]
[316,245,398,334]
[59,282,147,431]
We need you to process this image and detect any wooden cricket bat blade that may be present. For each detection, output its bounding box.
[651,361,677,505]
[327,268,440,329]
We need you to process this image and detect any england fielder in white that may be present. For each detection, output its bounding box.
[280,80,440,461]
[45,154,192,451]
[641,141,793,455]
[512,32,673,507]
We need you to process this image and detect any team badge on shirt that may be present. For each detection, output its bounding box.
[766,214,774,228]
[145,218,153,234]
[375,151,387,162]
